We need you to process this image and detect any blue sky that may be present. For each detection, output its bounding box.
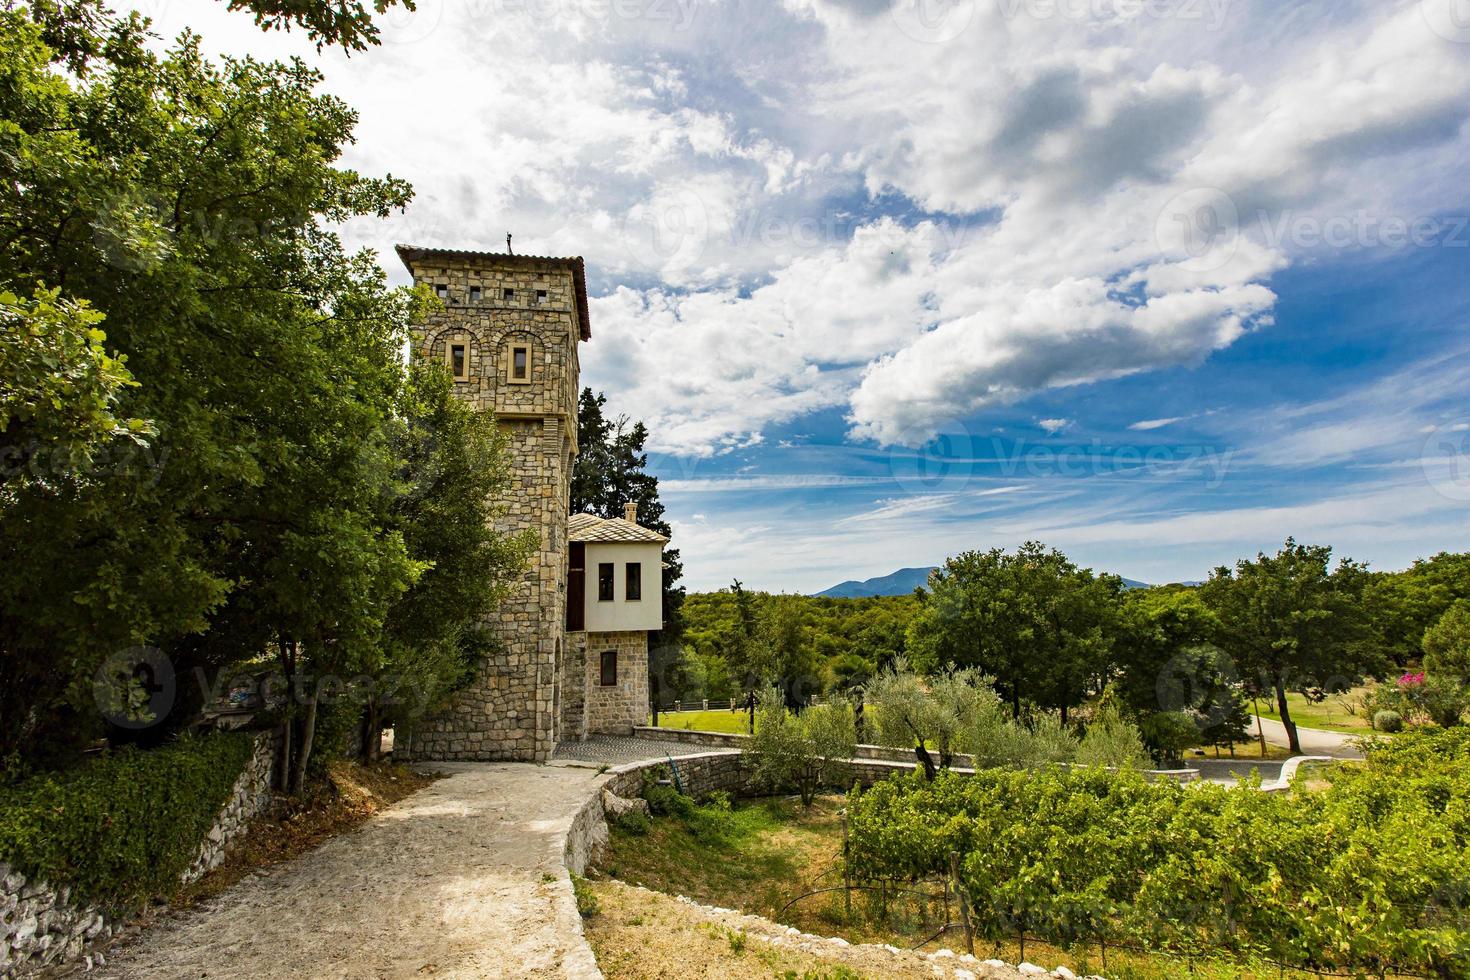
[135,0,1470,592]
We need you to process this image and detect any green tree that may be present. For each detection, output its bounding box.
[1423,600,1470,682]
[0,288,153,491]
[747,685,857,807]
[362,361,533,759]
[760,593,819,710]
[906,542,1119,719]
[0,3,420,773]
[1201,539,1372,754]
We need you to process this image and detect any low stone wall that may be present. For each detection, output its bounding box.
[631,727,1201,783]
[562,750,958,876]
[1,730,278,977]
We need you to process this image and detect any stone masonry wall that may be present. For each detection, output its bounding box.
[583,630,648,735]
[560,634,588,743]
[402,253,580,763]
[1,731,277,977]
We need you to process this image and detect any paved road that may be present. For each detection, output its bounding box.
[98,764,606,980]
[1253,716,1366,758]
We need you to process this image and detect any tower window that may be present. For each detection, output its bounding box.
[448,342,469,381]
[434,284,448,300]
[535,289,548,304]
[625,563,642,601]
[598,562,614,601]
[469,285,482,302]
[507,343,531,384]
[503,288,515,301]
[599,650,617,687]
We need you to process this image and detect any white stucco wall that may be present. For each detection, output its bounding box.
[582,541,664,632]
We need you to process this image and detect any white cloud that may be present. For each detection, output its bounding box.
[130,0,1470,456]
[1038,418,1072,434]
[1130,416,1189,431]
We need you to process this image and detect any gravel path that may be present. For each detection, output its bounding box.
[96,763,605,980]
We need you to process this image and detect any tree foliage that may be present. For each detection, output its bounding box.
[746,685,857,807]
[0,2,523,782]
[1200,539,1372,753]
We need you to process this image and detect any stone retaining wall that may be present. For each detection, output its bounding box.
[630,727,1201,782]
[1,730,277,977]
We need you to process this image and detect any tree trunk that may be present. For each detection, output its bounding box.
[289,692,318,795]
[360,701,380,764]
[914,742,937,781]
[1273,677,1301,754]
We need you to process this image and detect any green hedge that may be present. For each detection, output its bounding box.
[0,731,257,912]
[846,729,1470,977]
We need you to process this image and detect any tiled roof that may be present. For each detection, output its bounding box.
[568,512,668,544]
[394,245,591,341]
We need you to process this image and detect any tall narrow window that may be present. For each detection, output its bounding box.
[598,562,614,601]
[469,285,482,303]
[507,343,531,383]
[625,562,642,601]
[449,342,468,380]
[600,650,617,687]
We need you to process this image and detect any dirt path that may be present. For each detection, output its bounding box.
[96,763,604,980]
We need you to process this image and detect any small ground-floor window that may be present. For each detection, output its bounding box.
[599,650,617,687]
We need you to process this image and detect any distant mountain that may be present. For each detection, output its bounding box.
[816,567,1155,598]
[814,567,937,598]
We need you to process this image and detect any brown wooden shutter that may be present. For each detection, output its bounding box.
[567,542,585,631]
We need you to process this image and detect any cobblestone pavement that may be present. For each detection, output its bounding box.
[96,763,604,979]
[551,734,733,766]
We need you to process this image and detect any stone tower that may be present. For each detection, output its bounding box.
[394,245,589,763]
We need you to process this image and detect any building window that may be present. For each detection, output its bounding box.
[507,343,531,384]
[625,562,642,601]
[448,342,469,381]
[469,285,482,302]
[503,287,515,301]
[598,562,614,601]
[535,289,548,304]
[600,650,617,687]
[434,284,448,300]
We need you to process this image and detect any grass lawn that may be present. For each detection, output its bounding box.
[1253,687,1376,734]
[648,708,752,734]
[593,794,1339,980]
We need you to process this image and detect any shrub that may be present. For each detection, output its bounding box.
[1140,710,1200,763]
[845,730,1470,978]
[1075,703,1151,770]
[1373,709,1404,733]
[0,732,257,912]
[747,686,857,806]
